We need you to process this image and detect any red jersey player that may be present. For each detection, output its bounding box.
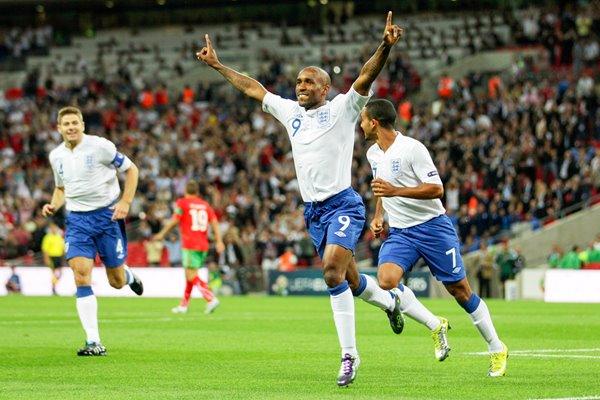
[153,181,225,314]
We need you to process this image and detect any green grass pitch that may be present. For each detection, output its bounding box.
[1,295,599,400]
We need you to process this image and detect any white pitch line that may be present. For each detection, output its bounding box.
[465,348,600,356]
[0,316,192,325]
[513,354,600,359]
[528,396,600,400]
[464,348,600,360]
[465,352,600,359]
[512,348,600,353]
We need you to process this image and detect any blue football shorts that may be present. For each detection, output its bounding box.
[304,187,366,259]
[65,206,128,268]
[378,214,466,284]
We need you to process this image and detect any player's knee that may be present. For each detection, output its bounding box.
[446,285,470,303]
[108,276,126,289]
[322,267,344,288]
[378,278,396,290]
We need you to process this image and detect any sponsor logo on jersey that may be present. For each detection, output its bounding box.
[427,170,439,177]
[334,231,347,238]
[452,266,461,274]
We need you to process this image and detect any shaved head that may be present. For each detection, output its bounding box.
[299,66,331,87]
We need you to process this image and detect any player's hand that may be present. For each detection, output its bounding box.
[196,34,220,67]
[371,178,397,197]
[382,11,403,47]
[370,217,384,238]
[42,204,56,217]
[215,240,225,254]
[151,234,163,242]
[109,200,130,221]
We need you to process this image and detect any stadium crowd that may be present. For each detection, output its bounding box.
[1,5,599,293]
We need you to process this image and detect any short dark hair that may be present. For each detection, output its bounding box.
[364,99,397,129]
[185,181,199,195]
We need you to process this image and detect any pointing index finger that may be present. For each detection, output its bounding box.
[205,34,212,48]
[386,11,392,26]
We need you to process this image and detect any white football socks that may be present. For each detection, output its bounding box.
[356,274,395,311]
[76,294,100,344]
[468,299,503,353]
[396,284,440,331]
[330,285,357,357]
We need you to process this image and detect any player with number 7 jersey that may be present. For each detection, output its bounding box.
[153,182,225,314]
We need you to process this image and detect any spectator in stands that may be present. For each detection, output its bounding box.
[513,244,526,275]
[547,244,564,268]
[475,241,496,298]
[219,227,248,295]
[277,246,298,272]
[495,241,517,297]
[5,265,21,294]
[144,235,163,267]
[163,232,182,267]
[587,242,600,264]
[557,245,582,269]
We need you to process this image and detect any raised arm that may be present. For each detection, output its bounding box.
[196,34,268,103]
[353,11,403,96]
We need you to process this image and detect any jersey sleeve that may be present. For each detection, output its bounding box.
[333,86,372,122]
[173,199,184,219]
[366,144,380,178]
[262,92,296,126]
[206,203,217,223]
[411,141,443,185]
[48,150,64,188]
[98,137,132,172]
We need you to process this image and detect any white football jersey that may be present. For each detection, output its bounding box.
[262,87,370,202]
[49,134,132,212]
[367,132,445,228]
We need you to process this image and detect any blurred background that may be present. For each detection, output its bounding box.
[0,0,599,299]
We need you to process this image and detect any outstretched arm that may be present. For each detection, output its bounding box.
[353,11,403,96]
[196,34,268,103]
